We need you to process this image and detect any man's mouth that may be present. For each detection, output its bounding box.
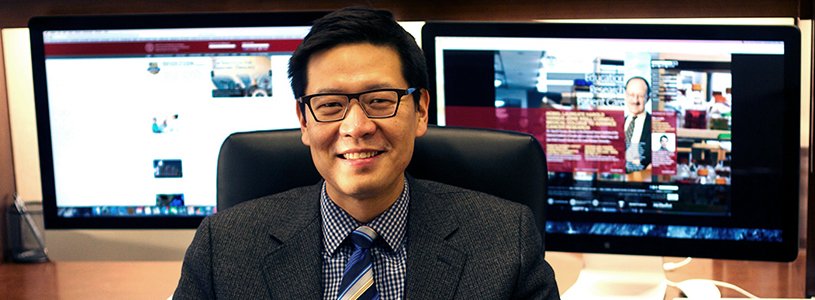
[341,151,381,160]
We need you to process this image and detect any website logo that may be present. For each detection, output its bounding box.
[147,62,160,75]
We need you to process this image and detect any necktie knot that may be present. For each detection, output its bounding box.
[349,226,378,250]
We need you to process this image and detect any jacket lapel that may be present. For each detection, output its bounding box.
[261,184,324,299]
[405,178,467,299]
[254,179,469,299]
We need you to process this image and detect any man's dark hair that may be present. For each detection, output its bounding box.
[625,76,650,101]
[660,135,668,142]
[288,7,428,117]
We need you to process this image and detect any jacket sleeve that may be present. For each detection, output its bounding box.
[641,115,652,168]
[512,208,561,300]
[173,216,216,300]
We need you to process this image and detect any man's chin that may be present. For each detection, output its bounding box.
[329,178,381,198]
[328,175,401,200]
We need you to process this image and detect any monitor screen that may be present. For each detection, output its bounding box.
[29,11,328,229]
[422,22,800,262]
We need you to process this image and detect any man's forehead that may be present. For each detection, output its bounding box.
[304,43,405,92]
[310,42,398,61]
[311,83,399,94]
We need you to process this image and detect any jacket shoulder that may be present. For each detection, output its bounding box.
[410,177,526,211]
[205,183,320,228]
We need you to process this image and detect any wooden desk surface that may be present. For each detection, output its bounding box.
[0,261,182,300]
[0,250,807,299]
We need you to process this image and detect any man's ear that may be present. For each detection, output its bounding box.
[296,102,311,146]
[415,88,430,138]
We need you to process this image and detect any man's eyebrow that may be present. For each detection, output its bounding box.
[312,88,345,94]
[313,84,399,94]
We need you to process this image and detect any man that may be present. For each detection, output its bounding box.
[658,135,670,152]
[623,76,652,174]
[173,7,559,300]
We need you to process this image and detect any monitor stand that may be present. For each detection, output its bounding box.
[561,253,667,300]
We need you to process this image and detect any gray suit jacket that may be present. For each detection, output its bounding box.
[174,177,559,299]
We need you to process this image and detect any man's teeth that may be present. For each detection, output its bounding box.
[344,152,378,159]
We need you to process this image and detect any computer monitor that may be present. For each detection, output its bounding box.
[28,11,328,230]
[422,21,800,298]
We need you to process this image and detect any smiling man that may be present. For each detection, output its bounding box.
[297,42,423,224]
[174,7,559,300]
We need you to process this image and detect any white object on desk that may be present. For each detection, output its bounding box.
[675,279,721,299]
[560,254,667,300]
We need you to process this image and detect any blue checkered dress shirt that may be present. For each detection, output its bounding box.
[321,178,409,300]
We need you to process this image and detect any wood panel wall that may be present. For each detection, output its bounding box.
[0,0,805,28]
[0,33,15,262]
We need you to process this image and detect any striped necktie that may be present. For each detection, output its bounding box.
[338,226,380,300]
[625,116,637,148]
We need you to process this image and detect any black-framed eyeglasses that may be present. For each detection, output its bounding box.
[298,87,419,122]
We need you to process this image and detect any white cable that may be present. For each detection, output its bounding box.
[663,257,693,271]
[708,280,760,299]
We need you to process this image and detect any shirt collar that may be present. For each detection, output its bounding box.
[630,110,648,119]
[320,177,410,256]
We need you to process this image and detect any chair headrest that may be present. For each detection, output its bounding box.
[216,125,547,232]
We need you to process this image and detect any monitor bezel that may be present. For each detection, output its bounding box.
[422,21,801,261]
[29,11,328,229]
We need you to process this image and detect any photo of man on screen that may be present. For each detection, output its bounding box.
[658,134,670,152]
[623,76,652,175]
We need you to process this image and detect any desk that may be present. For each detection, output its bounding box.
[0,261,182,300]
[0,250,807,299]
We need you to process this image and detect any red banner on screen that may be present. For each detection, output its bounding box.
[445,106,626,174]
[44,39,302,56]
[651,111,678,175]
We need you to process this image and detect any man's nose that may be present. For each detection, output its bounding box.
[339,100,376,137]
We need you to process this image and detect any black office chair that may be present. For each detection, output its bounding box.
[216,125,547,232]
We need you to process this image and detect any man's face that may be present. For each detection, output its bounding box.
[625,78,648,115]
[660,137,668,148]
[297,43,429,202]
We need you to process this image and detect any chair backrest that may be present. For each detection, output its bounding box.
[216,125,547,231]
